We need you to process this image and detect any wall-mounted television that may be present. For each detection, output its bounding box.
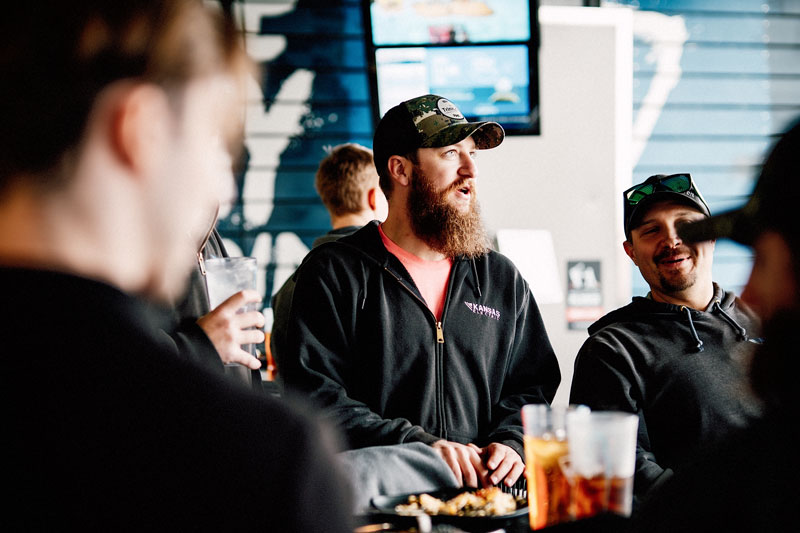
[363,0,540,135]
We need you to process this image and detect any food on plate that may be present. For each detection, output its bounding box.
[394,487,520,517]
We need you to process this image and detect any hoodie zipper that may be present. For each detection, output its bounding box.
[197,252,206,276]
[382,265,453,440]
[196,204,220,278]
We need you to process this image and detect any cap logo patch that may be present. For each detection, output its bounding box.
[437,98,463,120]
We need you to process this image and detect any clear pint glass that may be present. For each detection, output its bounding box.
[564,410,638,519]
[204,257,259,383]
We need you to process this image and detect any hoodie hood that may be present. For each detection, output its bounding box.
[588,284,759,352]
[589,283,731,334]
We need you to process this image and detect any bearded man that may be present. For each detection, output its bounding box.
[281,94,560,505]
[569,174,763,506]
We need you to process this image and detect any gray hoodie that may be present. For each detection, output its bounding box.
[569,283,763,503]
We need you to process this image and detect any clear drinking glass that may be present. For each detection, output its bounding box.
[204,257,259,382]
[563,410,639,519]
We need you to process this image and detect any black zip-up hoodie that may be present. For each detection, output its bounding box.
[569,284,763,501]
[281,221,561,458]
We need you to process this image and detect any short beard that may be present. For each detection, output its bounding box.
[407,164,490,259]
[658,271,697,293]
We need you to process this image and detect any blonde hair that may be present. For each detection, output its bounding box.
[315,144,378,217]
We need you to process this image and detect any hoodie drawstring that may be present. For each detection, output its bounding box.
[470,258,482,298]
[712,299,749,341]
[680,306,705,352]
[361,263,368,310]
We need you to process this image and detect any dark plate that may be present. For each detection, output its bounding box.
[370,488,528,529]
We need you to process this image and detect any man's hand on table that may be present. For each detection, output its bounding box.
[197,289,264,369]
[432,440,524,488]
[470,442,524,487]
[431,440,489,488]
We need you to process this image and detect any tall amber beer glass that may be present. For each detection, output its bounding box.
[522,405,573,529]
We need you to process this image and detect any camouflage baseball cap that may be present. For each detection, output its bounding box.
[373,94,504,176]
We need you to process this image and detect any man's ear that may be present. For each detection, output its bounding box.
[623,239,637,265]
[387,155,411,187]
[367,187,378,211]
[108,83,171,178]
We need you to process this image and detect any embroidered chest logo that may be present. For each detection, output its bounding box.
[464,301,500,321]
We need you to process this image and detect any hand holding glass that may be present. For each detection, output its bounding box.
[204,257,262,378]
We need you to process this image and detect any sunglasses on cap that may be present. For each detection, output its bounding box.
[623,173,710,237]
[624,173,694,206]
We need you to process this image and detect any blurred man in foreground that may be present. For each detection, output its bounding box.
[281,94,560,503]
[0,2,351,530]
[570,174,762,503]
[635,118,800,531]
[271,143,387,374]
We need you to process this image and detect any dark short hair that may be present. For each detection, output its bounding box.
[0,0,250,190]
[315,144,377,217]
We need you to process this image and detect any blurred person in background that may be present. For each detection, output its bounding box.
[281,94,560,509]
[164,199,265,389]
[0,1,351,530]
[570,173,762,505]
[635,117,800,532]
[270,143,387,376]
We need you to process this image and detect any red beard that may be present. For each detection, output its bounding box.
[407,164,490,259]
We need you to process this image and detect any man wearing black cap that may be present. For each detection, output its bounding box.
[282,94,560,494]
[634,118,800,531]
[569,174,762,503]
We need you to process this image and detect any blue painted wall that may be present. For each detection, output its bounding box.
[226,0,800,302]
[223,0,372,299]
[610,0,800,295]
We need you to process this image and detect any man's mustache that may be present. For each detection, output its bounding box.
[655,246,694,263]
[446,177,474,194]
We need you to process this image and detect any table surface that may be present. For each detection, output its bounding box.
[355,512,631,533]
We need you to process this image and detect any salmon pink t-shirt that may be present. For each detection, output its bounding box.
[379,225,452,320]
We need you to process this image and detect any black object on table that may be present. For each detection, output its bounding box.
[354,512,631,533]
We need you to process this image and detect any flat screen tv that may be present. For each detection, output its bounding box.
[363,0,540,135]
